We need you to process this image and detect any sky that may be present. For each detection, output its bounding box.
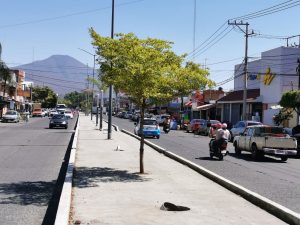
[0,0,300,91]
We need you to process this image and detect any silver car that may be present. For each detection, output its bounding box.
[230,120,262,141]
[2,110,20,123]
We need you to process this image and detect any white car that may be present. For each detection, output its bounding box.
[2,110,20,123]
[49,110,58,117]
[64,110,74,119]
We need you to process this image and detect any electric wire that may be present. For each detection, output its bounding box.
[0,0,146,29]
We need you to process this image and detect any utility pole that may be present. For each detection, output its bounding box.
[108,0,114,140]
[87,64,90,116]
[297,58,300,89]
[228,20,253,120]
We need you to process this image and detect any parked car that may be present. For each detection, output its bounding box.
[64,110,74,119]
[186,119,205,133]
[230,120,263,141]
[2,110,20,123]
[197,120,221,136]
[155,114,170,126]
[233,125,297,161]
[49,114,68,129]
[134,118,160,139]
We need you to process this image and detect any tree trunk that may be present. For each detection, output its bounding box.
[139,100,145,173]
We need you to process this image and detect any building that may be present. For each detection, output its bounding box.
[217,46,300,126]
[0,65,30,117]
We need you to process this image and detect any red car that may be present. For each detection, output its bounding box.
[186,119,205,133]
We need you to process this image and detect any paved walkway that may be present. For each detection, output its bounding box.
[71,114,287,225]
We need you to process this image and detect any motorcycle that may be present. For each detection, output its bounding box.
[163,123,170,134]
[209,138,228,160]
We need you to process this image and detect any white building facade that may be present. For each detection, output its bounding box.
[234,46,300,126]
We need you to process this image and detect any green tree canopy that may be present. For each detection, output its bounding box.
[279,90,300,113]
[89,30,213,173]
[32,86,57,108]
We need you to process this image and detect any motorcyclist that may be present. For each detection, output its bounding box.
[213,123,230,152]
[163,116,171,133]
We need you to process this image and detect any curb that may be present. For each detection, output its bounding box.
[121,129,300,225]
[54,117,80,225]
[103,119,119,131]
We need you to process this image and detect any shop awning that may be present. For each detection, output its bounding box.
[184,101,192,107]
[196,103,215,110]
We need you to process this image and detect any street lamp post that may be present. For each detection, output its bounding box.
[78,48,96,121]
[96,93,99,126]
[100,90,103,130]
[108,0,115,139]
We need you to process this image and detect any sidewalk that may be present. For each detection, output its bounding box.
[70,114,286,225]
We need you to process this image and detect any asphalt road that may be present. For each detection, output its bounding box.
[108,115,300,214]
[0,115,77,225]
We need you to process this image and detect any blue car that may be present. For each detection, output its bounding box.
[134,118,160,139]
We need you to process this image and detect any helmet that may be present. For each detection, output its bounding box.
[215,123,222,129]
[222,123,227,129]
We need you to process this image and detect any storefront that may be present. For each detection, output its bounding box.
[227,46,300,126]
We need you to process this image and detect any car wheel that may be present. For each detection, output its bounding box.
[280,156,288,162]
[65,126,68,129]
[234,142,241,155]
[49,125,52,129]
[230,132,233,142]
[251,144,260,160]
[157,135,160,139]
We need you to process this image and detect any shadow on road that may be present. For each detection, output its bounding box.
[0,180,55,206]
[228,153,286,163]
[73,167,151,188]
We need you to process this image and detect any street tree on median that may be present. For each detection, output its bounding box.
[89,29,212,173]
[172,61,214,115]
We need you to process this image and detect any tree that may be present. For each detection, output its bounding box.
[64,91,86,109]
[172,61,214,113]
[279,90,300,125]
[32,86,57,108]
[90,30,212,173]
[0,64,12,100]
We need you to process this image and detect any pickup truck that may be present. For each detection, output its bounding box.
[233,125,297,161]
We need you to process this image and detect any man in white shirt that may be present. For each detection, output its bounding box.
[213,123,230,152]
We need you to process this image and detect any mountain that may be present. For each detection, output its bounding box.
[14,55,93,95]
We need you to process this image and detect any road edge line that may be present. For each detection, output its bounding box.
[121,129,300,225]
[54,117,80,225]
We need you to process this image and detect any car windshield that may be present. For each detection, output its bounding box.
[6,111,16,115]
[52,115,65,119]
[144,120,157,125]
[65,111,72,114]
[257,127,286,136]
[210,120,220,124]
[248,122,262,126]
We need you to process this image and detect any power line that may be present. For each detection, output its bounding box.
[16,67,91,76]
[231,0,300,21]
[187,26,234,60]
[26,72,86,84]
[187,1,300,60]
[0,0,146,29]
[28,77,83,91]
